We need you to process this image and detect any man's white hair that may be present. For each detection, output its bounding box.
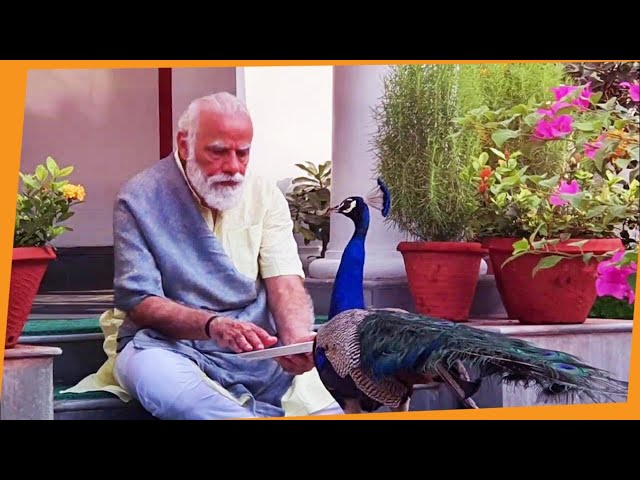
[176,91,250,149]
[176,91,251,212]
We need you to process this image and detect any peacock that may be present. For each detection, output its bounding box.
[312,178,629,414]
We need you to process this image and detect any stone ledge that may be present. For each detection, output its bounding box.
[1,344,62,420]
[467,318,632,336]
[4,344,63,359]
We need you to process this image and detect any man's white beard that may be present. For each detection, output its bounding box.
[185,157,245,211]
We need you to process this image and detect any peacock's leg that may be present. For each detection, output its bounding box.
[435,363,479,409]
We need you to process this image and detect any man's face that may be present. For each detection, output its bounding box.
[178,108,253,211]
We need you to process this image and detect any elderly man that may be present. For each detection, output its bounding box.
[110,91,341,419]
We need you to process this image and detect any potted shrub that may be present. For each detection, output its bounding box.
[463,81,638,324]
[371,64,483,322]
[7,156,85,348]
[285,160,331,267]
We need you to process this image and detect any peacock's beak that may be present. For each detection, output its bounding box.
[327,205,339,214]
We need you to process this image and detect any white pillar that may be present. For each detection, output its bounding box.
[308,65,408,280]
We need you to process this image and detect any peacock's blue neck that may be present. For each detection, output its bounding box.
[328,207,369,319]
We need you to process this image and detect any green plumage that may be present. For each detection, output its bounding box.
[357,310,628,404]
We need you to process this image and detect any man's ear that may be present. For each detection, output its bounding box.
[176,131,189,161]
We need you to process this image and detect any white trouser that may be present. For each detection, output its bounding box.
[114,341,344,420]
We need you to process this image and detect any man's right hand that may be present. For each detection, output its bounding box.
[208,317,278,353]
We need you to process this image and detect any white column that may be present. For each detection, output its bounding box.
[308,65,408,280]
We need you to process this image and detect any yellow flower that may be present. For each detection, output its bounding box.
[62,183,86,202]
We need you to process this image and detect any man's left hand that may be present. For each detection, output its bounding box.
[276,332,316,376]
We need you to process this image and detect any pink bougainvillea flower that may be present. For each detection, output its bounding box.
[573,82,592,109]
[620,81,639,102]
[584,134,605,159]
[596,251,637,304]
[550,83,592,110]
[533,114,573,140]
[537,101,572,118]
[549,179,580,206]
[551,85,577,100]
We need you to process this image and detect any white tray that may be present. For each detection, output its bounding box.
[236,341,314,360]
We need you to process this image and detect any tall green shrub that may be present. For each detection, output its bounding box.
[371,64,476,242]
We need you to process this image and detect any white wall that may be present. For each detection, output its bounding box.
[20,67,239,248]
[20,68,160,247]
[242,66,333,192]
[171,67,237,137]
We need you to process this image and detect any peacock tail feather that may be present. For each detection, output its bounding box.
[356,310,629,404]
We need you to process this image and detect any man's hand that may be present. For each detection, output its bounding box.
[208,317,278,353]
[276,331,316,376]
[264,275,317,376]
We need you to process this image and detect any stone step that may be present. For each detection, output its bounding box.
[19,317,107,387]
[53,385,156,420]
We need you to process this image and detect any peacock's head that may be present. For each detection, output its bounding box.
[329,196,367,222]
[328,177,391,224]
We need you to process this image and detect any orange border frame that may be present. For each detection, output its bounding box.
[1,60,638,420]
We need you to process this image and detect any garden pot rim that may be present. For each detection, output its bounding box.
[397,240,487,254]
[484,236,623,255]
[12,245,57,261]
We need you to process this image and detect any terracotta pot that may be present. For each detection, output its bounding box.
[487,237,624,324]
[5,246,56,348]
[482,237,519,318]
[397,241,487,322]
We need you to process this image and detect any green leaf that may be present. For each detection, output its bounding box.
[628,273,636,292]
[609,205,628,218]
[294,163,317,176]
[46,156,59,176]
[489,148,506,160]
[567,191,589,210]
[35,165,48,182]
[20,174,38,189]
[524,112,541,127]
[532,255,566,277]
[582,252,594,264]
[538,175,560,189]
[585,205,610,218]
[58,166,74,177]
[491,129,520,148]
[573,121,597,132]
[512,238,531,254]
[568,239,589,248]
[614,157,631,170]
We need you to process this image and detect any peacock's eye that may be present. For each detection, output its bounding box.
[342,199,357,213]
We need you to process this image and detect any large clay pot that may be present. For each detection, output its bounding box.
[397,241,487,322]
[487,237,624,324]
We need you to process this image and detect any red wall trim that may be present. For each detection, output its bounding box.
[158,68,173,158]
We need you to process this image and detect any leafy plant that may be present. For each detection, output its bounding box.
[564,62,640,108]
[589,295,634,319]
[286,160,331,258]
[455,63,571,175]
[14,156,86,248]
[372,64,477,242]
[463,80,639,274]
